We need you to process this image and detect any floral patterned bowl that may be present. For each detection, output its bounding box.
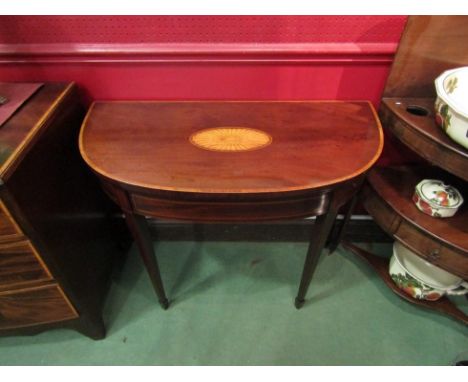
[434,67,468,149]
[412,179,463,218]
[389,241,468,301]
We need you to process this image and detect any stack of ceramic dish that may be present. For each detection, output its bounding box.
[435,66,468,149]
[389,241,468,301]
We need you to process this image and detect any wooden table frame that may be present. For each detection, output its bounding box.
[100,175,364,309]
[79,101,382,310]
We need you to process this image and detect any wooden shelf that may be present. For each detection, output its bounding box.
[380,97,468,181]
[363,165,468,279]
[369,166,467,253]
[351,16,468,328]
[342,241,468,326]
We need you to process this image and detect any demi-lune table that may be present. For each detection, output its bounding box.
[79,101,383,309]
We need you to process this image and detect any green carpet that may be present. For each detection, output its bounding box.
[0,241,466,365]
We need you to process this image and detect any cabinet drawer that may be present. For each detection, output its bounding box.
[0,240,52,290]
[395,220,468,280]
[0,201,23,243]
[131,192,331,221]
[0,284,78,329]
[363,183,468,279]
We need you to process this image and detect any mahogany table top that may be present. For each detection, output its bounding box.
[80,101,383,194]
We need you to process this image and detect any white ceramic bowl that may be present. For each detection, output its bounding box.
[389,241,468,301]
[434,67,468,149]
[412,179,463,218]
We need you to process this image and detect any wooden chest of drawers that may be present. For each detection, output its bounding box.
[0,83,125,339]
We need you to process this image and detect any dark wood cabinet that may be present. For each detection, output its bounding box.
[344,16,468,325]
[0,82,126,339]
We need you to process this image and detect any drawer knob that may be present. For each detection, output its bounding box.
[428,249,440,261]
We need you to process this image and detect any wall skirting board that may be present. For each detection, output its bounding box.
[0,40,400,105]
[0,16,407,103]
[0,42,398,63]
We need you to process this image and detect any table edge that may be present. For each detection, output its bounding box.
[79,100,384,194]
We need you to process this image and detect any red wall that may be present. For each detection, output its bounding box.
[0,16,408,164]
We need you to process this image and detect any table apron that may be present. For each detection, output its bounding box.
[131,192,331,221]
[99,177,363,222]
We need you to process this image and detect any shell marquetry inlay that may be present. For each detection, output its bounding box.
[189,127,272,152]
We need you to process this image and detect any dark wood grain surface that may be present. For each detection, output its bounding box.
[0,200,23,242]
[362,166,467,279]
[0,240,51,291]
[130,189,332,222]
[383,16,468,98]
[0,83,71,181]
[368,166,467,253]
[380,98,468,181]
[0,284,77,329]
[0,82,128,339]
[80,100,383,308]
[366,15,468,324]
[80,101,383,194]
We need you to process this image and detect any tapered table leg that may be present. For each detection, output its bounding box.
[327,193,358,254]
[124,212,169,310]
[295,204,339,309]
